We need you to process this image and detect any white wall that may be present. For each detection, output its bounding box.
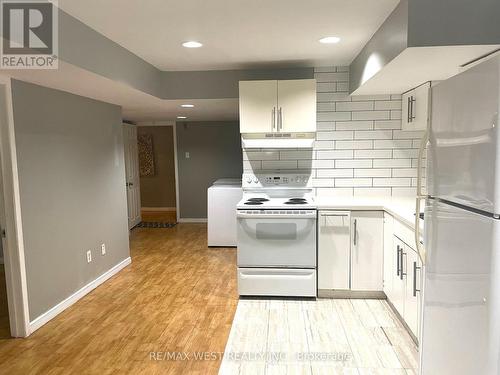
[243,66,424,197]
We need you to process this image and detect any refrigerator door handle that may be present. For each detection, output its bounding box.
[415,128,429,265]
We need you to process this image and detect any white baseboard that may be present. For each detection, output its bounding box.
[29,257,131,334]
[178,218,207,223]
[141,207,176,212]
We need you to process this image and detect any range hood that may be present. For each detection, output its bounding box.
[241,133,315,149]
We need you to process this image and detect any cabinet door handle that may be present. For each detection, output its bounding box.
[278,107,283,131]
[410,96,416,121]
[272,107,276,131]
[400,251,407,280]
[396,245,401,276]
[407,97,411,123]
[353,219,357,246]
[413,261,421,297]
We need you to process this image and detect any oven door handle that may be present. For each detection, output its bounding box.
[237,212,317,219]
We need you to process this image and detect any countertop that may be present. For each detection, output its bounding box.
[315,196,420,231]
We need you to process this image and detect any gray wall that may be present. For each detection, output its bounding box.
[408,0,500,47]
[137,126,176,208]
[349,0,409,94]
[57,9,312,101]
[176,121,242,219]
[10,80,130,321]
[162,68,314,99]
[349,0,500,94]
[59,9,163,98]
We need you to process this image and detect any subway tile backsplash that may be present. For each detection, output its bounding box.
[242,66,425,197]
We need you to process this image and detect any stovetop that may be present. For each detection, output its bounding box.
[237,195,316,210]
[237,172,316,210]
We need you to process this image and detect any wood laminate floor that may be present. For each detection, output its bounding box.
[0,223,238,375]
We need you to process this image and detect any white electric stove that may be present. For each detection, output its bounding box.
[236,172,317,297]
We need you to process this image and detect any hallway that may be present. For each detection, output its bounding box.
[0,224,238,374]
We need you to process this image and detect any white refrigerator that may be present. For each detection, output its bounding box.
[421,55,500,374]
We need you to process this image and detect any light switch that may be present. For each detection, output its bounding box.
[185,152,190,159]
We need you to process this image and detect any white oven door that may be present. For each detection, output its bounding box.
[237,212,316,268]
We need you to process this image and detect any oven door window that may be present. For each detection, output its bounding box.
[256,223,297,240]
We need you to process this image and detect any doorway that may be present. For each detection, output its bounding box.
[136,123,177,223]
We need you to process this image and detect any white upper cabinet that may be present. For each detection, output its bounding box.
[402,82,430,131]
[239,80,278,133]
[239,79,316,134]
[350,211,384,292]
[277,79,316,133]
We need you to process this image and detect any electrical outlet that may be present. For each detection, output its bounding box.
[101,243,106,255]
[185,152,190,159]
[86,250,92,263]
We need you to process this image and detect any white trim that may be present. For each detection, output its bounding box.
[178,218,207,223]
[173,123,181,222]
[134,120,181,223]
[141,207,176,212]
[29,257,131,334]
[0,78,30,337]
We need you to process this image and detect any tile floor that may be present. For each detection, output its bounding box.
[219,298,418,375]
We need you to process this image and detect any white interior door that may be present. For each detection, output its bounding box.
[277,79,316,133]
[239,80,277,133]
[123,124,141,229]
[350,211,384,291]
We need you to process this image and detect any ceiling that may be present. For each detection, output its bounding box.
[57,0,399,71]
[0,62,239,121]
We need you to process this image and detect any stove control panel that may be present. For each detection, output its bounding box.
[242,173,312,188]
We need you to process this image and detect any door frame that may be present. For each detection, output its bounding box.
[0,77,30,337]
[123,123,142,229]
[135,121,180,222]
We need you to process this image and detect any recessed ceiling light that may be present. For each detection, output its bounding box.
[177,116,187,119]
[181,104,194,108]
[182,41,203,48]
[319,36,341,44]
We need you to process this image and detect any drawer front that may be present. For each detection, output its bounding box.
[238,268,316,297]
[393,218,416,250]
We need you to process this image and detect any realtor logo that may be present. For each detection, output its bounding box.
[1,0,58,69]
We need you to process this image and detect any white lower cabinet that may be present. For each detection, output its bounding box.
[389,232,423,340]
[350,211,384,291]
[404,245,422,338]
[392,236,406,317]
[318,210,383,293]
[318,209,423,341]
[318,211,351,290]
[383,213,394,300]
